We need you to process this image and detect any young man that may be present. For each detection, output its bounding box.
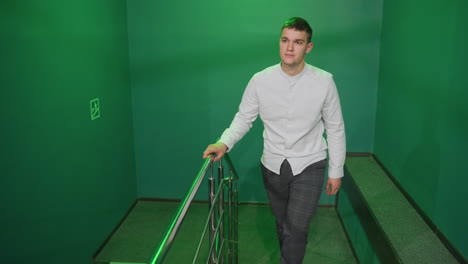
[203,17,345,264]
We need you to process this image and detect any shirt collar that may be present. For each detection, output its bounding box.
[278,63,307,82]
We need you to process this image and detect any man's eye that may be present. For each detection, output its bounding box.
[296,41,303,45]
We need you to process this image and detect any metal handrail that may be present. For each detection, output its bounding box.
[148,152,239,264]
[148,157,212,264]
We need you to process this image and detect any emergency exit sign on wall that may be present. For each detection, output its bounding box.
[90,98,100,120]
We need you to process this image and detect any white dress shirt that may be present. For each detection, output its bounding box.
[219,63,346,178]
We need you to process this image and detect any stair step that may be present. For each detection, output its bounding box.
[345,156,458,263]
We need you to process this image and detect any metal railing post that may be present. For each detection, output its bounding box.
[208,161,216,264]
[218,158,224,264]
[227,171,233,264]
[233,175,238,264]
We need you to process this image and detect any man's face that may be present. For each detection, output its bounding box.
[279,28,313,67]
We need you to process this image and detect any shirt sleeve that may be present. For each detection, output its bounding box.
[322,78,346,178]
[219,77,259,151]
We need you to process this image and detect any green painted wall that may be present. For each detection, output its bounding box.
[374,0,468,259]
[127,0,383,203]
[0,1,136,264]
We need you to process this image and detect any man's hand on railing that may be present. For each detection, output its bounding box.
[203,142,228,162]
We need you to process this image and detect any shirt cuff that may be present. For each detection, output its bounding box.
[328,166,344,179]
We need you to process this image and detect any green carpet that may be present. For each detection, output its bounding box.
[94,201,357,264]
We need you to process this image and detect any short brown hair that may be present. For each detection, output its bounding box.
[281,17,313,43]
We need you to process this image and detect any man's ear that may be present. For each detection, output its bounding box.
[306,42,314,53]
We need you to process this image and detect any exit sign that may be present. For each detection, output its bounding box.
[90,98,100,120]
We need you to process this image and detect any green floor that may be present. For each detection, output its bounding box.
[94,201,356,264]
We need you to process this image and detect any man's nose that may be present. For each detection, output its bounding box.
[287,42,293,51]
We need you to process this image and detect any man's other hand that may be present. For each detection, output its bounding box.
[325,178,342,195]
[202,142,228,162]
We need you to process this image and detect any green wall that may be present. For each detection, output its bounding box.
[0,1,137,263]
[127,0,383,203]
[374,0,468,259]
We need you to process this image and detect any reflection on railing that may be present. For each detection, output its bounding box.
[148,153,239,264]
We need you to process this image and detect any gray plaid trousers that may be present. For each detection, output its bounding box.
[261,159,326,264]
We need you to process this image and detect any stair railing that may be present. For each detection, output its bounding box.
[148,153,239,264]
